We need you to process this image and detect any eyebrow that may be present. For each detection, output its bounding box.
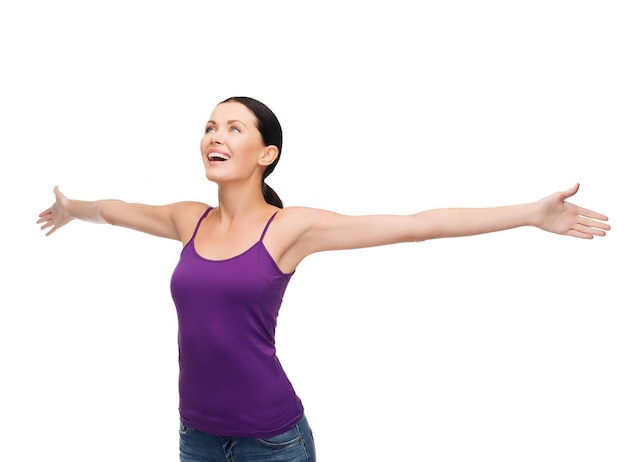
[206,119,248,127]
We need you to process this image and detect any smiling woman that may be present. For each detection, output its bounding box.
[37,96,611,462]
[202,96,285,210]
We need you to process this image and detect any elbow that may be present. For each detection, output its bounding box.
[410,232,428,243]
[98,200,124,225]
[408,218,432,243]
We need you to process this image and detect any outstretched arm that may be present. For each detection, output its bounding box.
[37,186,207,240]
[275,184,610,269]
[413,183,609,241]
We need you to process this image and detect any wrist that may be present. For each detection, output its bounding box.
[526,201,542,228]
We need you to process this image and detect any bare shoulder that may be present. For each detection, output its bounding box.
[275,205,341,224]
[267,206,350,265]
[271,206,341,236]
[170,200,211,217]
[263,206,329,273]
[276,205,417,251]
[170,200,212,243]
[275,206,387,234]
[267,206,416,272]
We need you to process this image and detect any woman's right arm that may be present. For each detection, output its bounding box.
[37,186,208,241]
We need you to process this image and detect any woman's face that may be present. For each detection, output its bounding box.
[200,101,270,184]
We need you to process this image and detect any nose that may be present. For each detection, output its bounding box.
[209,132,223,145]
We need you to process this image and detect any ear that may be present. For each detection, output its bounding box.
[258,145,279,167]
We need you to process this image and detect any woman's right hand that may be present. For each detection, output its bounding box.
[37,186,73,236]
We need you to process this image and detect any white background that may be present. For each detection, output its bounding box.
[1,1,624,461]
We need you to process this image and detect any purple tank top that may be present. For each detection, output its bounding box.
[170,208,303,438]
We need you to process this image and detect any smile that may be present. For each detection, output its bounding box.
[207,152,230,162]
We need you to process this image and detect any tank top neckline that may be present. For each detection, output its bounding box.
[189,207,285,267]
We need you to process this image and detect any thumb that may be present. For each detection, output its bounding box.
[560,183,580,201]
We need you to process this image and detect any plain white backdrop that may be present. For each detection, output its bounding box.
[1,1,624,460]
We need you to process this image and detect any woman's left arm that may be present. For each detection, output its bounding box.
[279,184,610,265]
[413,183,610,241]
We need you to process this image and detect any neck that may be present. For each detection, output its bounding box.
[214,181,271,220]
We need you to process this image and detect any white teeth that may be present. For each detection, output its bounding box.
[208,152,229,161]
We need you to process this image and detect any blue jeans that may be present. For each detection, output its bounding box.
[179,415,316,462]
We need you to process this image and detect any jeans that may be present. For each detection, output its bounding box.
[179,415,316,462]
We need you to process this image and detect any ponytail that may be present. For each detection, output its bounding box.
[262,182,283,209]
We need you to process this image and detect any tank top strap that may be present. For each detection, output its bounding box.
[259,211,279,242]
[190,207,213,241]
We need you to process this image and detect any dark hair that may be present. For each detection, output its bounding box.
[220,96,283,208]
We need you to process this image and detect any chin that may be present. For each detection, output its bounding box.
[205,170,229,184]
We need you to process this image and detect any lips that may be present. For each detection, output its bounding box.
[207,151,230,162]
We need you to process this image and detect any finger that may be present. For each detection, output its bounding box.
[36,213,52,225]
[567,221,602,238]
[576,206,609,222]
[38,208,52,218]
[567,229,594,239]
[580,225,607,237]
[570,221,607,238]
[578,216,611,232]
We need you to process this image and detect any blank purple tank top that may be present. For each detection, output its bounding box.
[170,208,303,438]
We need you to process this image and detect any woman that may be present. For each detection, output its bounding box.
[37,96,610,462]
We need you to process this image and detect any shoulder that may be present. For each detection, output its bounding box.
[275,206,348,229]
[276,206,339,220]
[168,201,212,242]
[269,206,351,246]
[163,200,212,224]
[171,200,212,215]
[273,206,336,231]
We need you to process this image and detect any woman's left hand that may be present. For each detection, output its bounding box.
[533,183,610,239]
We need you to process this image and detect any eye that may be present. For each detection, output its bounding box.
[229,126,241,133]
[205,126,216,134]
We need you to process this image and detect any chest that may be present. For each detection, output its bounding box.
[192,225,263,261]
[170,242,292,329]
